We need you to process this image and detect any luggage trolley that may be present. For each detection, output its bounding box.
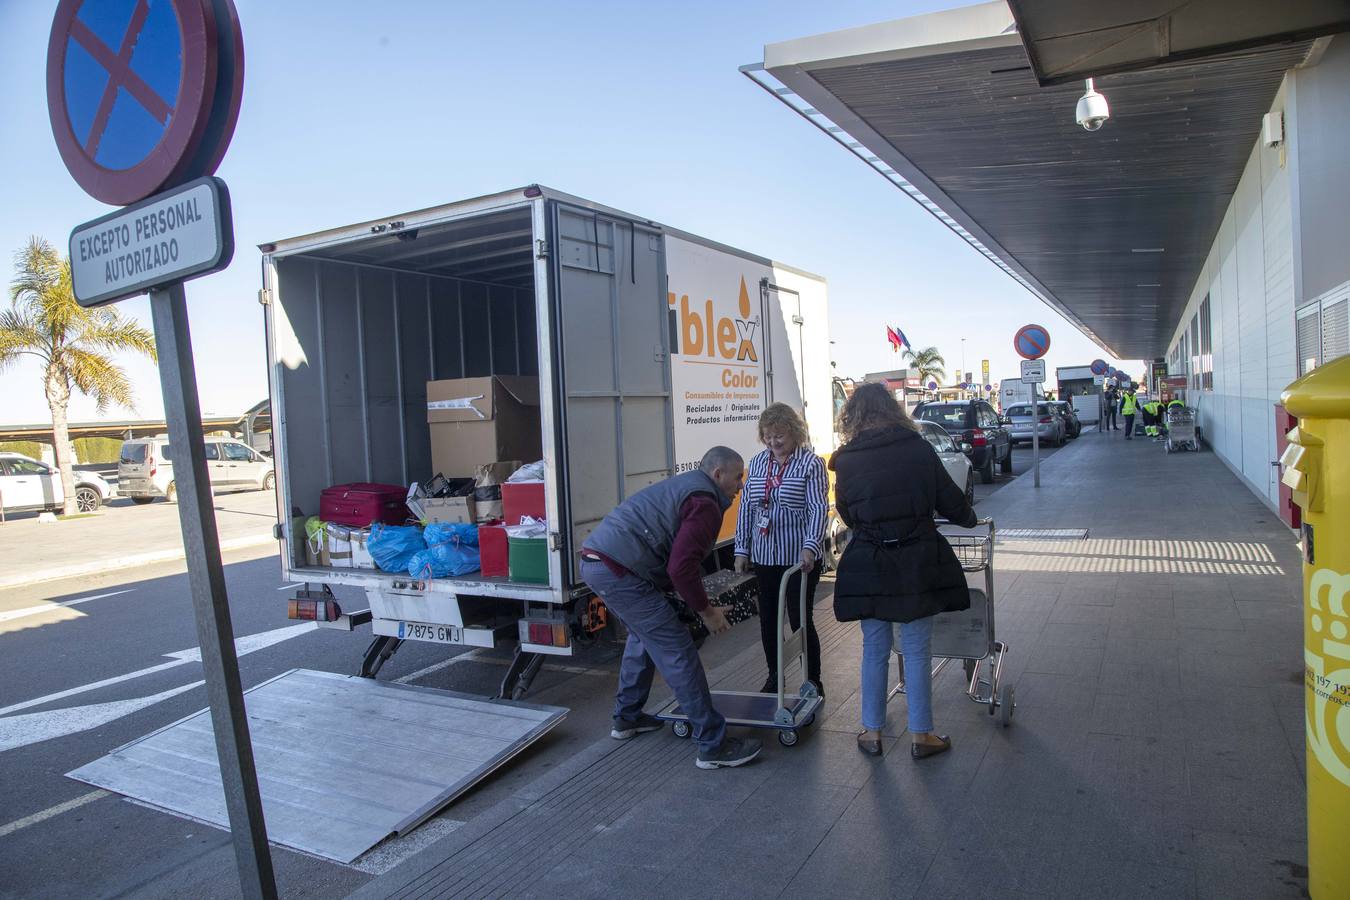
[657,564,823,747]
[889,518,1015,727]
[1165,406,1198,452]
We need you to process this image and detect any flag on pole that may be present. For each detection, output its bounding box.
[897,327,911,351]
[886,326,902,353]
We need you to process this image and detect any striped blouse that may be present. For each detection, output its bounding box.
[733,446,829,566]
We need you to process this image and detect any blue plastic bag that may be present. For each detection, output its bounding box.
[408,528,481,579]
[367,523,426,573]
[423,522,479,547]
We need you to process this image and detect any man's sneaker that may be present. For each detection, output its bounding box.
[611,713,665,740]
[696,736,763,769]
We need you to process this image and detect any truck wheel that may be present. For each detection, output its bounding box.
[980,455,994,484]
[131,497,154,505]
[999,446,1013,473]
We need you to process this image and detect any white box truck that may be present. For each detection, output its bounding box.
[261,186,834,695]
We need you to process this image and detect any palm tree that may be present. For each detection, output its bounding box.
[2,237,156,515]
[902,345,947,386]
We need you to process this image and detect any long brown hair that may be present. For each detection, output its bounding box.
[838,382,918,443]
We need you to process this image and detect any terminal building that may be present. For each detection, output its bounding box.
[745,1,1350,518]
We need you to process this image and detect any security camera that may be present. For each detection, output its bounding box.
[1075,78,1110,132]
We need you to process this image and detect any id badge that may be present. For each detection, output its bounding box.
[756,513,770,534]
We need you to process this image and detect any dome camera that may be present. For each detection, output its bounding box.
[1075,78,1110,132]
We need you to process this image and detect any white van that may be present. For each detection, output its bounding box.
[117,436,275,503]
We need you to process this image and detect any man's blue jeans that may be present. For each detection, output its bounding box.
[860,616,935,734]
[581,558,727,753]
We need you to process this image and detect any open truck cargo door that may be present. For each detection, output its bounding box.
[547,201,673,585]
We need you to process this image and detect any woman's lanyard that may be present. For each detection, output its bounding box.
[757,457,788,536]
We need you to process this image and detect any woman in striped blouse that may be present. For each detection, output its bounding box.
[734,403,829,697]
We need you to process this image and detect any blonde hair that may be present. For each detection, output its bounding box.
[757,403,809,448]
[838,382,919,443]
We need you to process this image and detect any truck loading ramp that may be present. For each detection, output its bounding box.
[67,668,567,863]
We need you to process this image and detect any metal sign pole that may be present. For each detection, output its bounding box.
[1032,382,1041,487]
[149,284,277,900]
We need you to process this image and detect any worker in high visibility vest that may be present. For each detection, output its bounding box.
[1121,386,1139,439]
[1142,399,1164,437]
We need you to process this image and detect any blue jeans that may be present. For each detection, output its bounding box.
[860,616,935,734]
[581,558,727,753]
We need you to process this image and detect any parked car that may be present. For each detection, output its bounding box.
[1048,400,1082,439]
[118,436,275,503]
[917,420,976,506]
[913,399,1012,484]
[0,452,113,513]
[1004,402,1066,446]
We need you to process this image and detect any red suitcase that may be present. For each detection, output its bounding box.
[319,483,409,527]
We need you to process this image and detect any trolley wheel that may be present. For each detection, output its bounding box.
[802,713,816,728]
[672,721,691,739]
[777,729,800,747]
[999,684,1016,727]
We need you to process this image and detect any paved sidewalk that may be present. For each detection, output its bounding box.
[348,431,1306,900]
[0,490,278,588]
[352,432,1308,899]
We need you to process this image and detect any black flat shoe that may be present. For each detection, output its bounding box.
[911,735,951,760]
[857,732,882,757]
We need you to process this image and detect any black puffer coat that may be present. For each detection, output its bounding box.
[830,425,977,624]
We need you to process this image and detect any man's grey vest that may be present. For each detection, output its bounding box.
[584,469,732,589]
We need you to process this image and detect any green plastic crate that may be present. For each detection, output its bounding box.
[508,536,549,584]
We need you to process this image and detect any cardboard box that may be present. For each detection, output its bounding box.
[427,376,541,477]
[421,495,476,524]
[350,528,375,569]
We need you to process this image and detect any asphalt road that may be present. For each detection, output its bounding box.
[0,436,1069,899]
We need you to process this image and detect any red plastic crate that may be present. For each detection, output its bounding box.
[478,524,509,578]
[501,481,545,525]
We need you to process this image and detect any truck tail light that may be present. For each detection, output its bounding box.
[289,598,341,621]
[521,619,569,648]
[969,428,987,447]
[1039,417,1052,424]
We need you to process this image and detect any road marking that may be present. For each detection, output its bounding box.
[276,583,305,591]
[164,621,316,661]
[0,622,318,717]
[0,659,192,717]
[0,790,110,839]
[393,650,483,684]
[0,681,204,753]
[0,589,134,624]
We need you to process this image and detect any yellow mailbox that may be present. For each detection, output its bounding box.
[1281,353,1350,898]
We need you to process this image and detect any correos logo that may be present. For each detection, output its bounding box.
[1306,567,1350,786]
[668,276,761,387]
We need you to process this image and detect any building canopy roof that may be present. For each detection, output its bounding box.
[752,2,1324,358]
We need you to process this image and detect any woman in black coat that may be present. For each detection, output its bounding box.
[830,383,977,759]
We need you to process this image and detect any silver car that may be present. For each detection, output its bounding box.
[1004,402,1066,446]
[917,421,976,505]
[118,436,275,503]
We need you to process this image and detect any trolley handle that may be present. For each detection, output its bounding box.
[936,516,995,536]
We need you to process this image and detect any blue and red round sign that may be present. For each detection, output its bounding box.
[1014,324,1050,360]
[1090,359,1108,375]
[47,0,244,206]
[927,381,937,390]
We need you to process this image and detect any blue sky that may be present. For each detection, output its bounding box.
[1,0,1134,425]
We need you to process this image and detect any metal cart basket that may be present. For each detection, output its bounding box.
[656,563,823,747]
[889,518,1014,727]
[1166,406,1198,452]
